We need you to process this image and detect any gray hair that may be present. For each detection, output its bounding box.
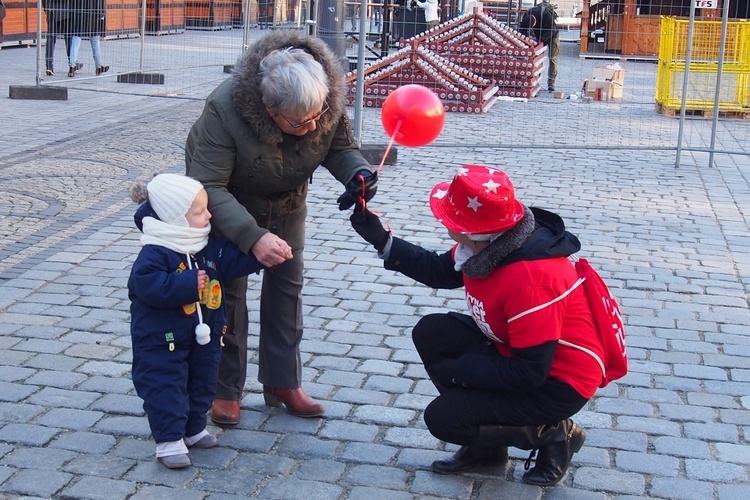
[259,47,330,116]
[467,232,504,242]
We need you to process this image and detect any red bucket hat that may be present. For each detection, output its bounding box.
[429,165,525,234]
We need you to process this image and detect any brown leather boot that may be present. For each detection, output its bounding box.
[263,386,324,418]
[210,399,240,426]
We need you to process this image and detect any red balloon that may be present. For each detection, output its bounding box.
[381,84,445,147]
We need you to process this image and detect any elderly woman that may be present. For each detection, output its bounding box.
[186,31,377,425]
[351,165,602,487]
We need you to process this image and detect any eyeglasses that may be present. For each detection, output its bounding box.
[279,102,330,129]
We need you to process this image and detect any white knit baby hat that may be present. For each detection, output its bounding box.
[146,173,204,226]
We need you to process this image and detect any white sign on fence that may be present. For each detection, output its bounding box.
[694,0,718,9]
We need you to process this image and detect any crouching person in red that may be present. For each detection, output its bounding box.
[350,165,603,486]
[128,174,290,469]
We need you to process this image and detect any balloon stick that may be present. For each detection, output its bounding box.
[377,119,402,174]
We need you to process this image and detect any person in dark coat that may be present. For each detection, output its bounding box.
[351,165,602,487]
[519,1,559,91]
[42,0,81,76]
[67,0,108,77]
[185,31,377,426]
[128,173,291,469]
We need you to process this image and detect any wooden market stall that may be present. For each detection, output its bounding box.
[579,0,748,57]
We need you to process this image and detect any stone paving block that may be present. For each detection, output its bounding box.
[0,382,38,403]
[94,416,152,438]
[28,386,101,409]
[64,343,123,360]
[684,421,739,443]
[347,486,413,500]
[124,460,198,487]
[658,402,717,422]
[715,442,750,465]
[219,429,277,453]
[685,458,747,482]
[24,353,84,371]
[347,345,392,361]
[572,467,645,495]
[410,469,473,498]
[231,452,296,475]
[334,387,391,406]
[76,360,131,377]
[0,402,45,425]
[0,467,72,497]
[0,423,60,446]
[344,464,409,489]
[649,477,716,500]
[653,436,712,459]
[262,414,322,435]
[595,397,654,417]
[0,366,35,382]
[583,429,648,452]
[89,394,144,416]
[37,408,105,430]
[705,380,750,397]
[339,442,398,465]
[310,355,360,372]
[383,427,440,450]
[654,375,703,392]
[318,420,379,443]
[59,475,138,499]
[717,483,750,500]
[275,434,337,460]
[615,450,679,476]
[0,446,78,470]
[351,405,417,427]
[50,430,117,455]
[77,375,135,395]
[363,375,412,394]
[616,415,681,436]
[257,477,343,499]
[26,369,88,390]
[14,325,70,341]
[687,391,740,409]
[190,468,263,495]
[295,458,346,482]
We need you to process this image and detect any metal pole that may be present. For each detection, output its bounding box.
[352,0,368,144]
[243,0,253,52]
[36,0,43,85]
[140,0,148,72]
[674,1,697,168]
[707,0,731,168]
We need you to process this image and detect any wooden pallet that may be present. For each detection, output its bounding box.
[655,102,748,119]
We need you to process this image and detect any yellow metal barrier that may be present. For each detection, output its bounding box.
[656,17,750,115]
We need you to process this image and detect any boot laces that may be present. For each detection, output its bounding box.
[524,449,537,470]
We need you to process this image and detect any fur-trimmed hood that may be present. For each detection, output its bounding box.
[462,207,581,279]
[231,31,346,145]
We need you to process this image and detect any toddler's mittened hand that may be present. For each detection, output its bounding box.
[350,204,390,252]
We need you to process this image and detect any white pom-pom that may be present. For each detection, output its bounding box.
[195,323,211,345]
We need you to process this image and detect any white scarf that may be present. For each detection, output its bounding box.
[453,244,476,272]
[141,217,210,254]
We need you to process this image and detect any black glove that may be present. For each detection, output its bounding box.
[337,170,378,211]
[350,203,390,252]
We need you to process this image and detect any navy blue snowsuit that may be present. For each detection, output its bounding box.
[129,202,263,443]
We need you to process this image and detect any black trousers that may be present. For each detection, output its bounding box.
[412,312,588,446]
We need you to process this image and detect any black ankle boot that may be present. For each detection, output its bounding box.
[68,66,76,77]
[431,444,508,474]
[522,419,586,486]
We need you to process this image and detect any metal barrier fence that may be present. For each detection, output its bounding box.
[4,0,749,162]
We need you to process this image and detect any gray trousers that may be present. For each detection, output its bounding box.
[215,206,306,401]
[546,32,560,88]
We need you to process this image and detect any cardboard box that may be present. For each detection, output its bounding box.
[592,64,625,85]
[584,79,621,101]
[553,91,565,99]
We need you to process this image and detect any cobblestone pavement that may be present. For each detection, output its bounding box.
[1,32,750,500]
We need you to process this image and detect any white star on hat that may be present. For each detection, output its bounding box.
[432,188,448,199]
[457,167,469,177]
[467,196,483,212]
[483,179,500,193]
